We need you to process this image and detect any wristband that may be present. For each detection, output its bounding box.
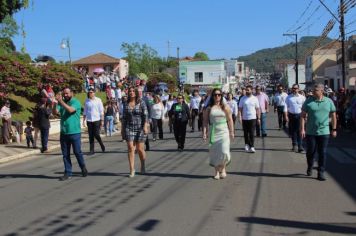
[332,129,337,131]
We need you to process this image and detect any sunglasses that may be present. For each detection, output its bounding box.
[292,87,298,89]
[213,93,222,97]
[177,97,183,99]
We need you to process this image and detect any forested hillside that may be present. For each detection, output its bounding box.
[237,36,333,72]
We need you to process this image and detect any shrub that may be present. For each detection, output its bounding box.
[0,53,83,101]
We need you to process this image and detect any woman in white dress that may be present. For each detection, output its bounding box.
[203,88,234,179]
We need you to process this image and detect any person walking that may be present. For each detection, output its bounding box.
[166,94,175,133]
[104,100,116,137]
[301,83,337,181]
[83,88,105,155]
[255,86,269,137]
[36,98,52,153]
[150,95,164,141]
[0,100,12,144]
[54,88,88,181]
[238,85,260,153]
[285,84,306,153]
[190,89,201,132]
[32,103,40,149]
[122,87,149,178]
[169,94,190,151]
[198,95,206,132]
[226,93,238,125]
[203,88,234,180]
[274,84,288,130]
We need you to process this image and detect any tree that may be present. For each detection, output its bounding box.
[194,51,209,61]
[121,42,159,76]
[0,0,29,23]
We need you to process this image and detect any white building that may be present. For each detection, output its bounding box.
[286,64,306,90]
[179,60,226,86]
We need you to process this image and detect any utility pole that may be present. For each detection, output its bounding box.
[340,0,346,88]
[283,33,298,84]
[319,0,346,88]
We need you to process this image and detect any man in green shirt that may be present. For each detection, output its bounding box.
[301,83,337,181]
[53,88,88,181]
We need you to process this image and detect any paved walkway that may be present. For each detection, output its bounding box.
[0,125,121,164]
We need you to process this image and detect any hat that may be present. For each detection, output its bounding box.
[88,87,95,92]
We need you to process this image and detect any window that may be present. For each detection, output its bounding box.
[194,72,203,82]
[238,64,242,73]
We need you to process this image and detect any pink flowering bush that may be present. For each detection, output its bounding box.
[0,54,83,101]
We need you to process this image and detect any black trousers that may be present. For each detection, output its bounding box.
[191,109,199,131]
[152,118,163,139]
[242,119,256,147]
[173,120,188,148]
[288,113,302,147]
[277,106,286,128]
[87,121,105,151]
[198,112,203,131]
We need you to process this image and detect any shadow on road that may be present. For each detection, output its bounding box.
[143,172,211,179]
[229,171,310,179]
[0,174,58,179]
[237,216,356,234]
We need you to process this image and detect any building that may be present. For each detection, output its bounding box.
[72,53,129,79]
[275,59,306,89]
[179,60,226,87]
[346,35,356,90]
[305,40,341,87]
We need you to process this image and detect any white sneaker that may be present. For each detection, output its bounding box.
[245,144,250,152]
[250,147,256,153]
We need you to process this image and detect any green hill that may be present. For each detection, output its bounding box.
[237,36,333,73]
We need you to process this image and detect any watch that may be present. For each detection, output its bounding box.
[332,129,337,131]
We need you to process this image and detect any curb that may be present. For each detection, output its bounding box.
[0,131,121,165]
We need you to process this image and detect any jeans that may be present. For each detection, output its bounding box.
[105,116,114,136]
[277,106,286,128]
[26,135,34,147]
[306,135,329,173]
[256,113,267,136]
[60,133,86,176]
[242,119,256,147]
[288,113,302,147]
[152,118,163,139]
[87,120,104,151]
[40,128,49,150]
[174,120,188,148]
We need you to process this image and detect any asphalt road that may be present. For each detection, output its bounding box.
[0,113,355,236]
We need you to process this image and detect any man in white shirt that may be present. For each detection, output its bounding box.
[285,84,306,152]
[238,85,261,153]
[255,86,269,137]
[83,88,105,155]
[189,89,201,132]
[274,84,288,130]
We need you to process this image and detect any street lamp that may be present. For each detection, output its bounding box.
[283,33,298,84]
[60,38,72,64]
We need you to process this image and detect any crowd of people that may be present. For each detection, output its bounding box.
[1,75,356,182]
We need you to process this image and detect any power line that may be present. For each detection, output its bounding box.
[286,0,314,32]
[290,5,322,32]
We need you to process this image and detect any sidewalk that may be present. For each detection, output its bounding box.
[0,125,122,164]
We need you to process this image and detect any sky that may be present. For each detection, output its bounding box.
[11,0,356,62]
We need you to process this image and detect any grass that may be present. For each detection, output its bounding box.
[1,92,108,124]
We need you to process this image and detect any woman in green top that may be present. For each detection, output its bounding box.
[203,88,234,180]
